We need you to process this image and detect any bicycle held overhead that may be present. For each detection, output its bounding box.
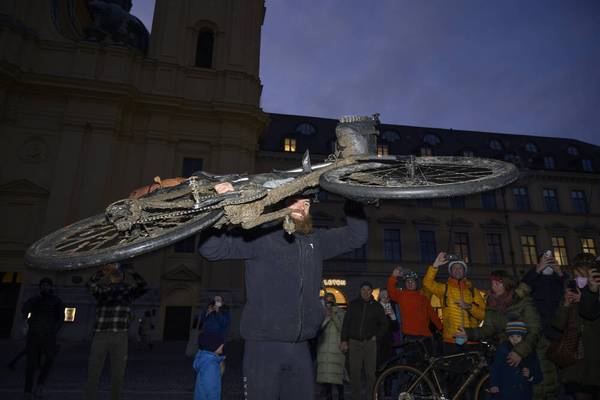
[25,114,519,271]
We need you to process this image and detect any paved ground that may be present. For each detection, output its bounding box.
[0,339,246,400]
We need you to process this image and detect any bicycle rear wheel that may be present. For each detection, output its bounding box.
[374,365,437,400]
[320,156,519,200]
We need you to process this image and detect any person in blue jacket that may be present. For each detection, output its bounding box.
[488,320,542,400]
[197,295,230,338]
[199,182,368,400]
[193,331,225,400]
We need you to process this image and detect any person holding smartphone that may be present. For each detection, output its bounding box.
[520,250,567,399]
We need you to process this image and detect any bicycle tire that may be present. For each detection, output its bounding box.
[474,373,491,400]
[25,209,223,271]
[320,156,519,199]
[373,364,437,400]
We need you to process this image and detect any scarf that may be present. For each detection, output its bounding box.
[487,290,514,313]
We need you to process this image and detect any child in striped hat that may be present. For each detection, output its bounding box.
[488,320,543,399]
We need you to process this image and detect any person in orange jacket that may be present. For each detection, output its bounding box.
[387,266,442,356]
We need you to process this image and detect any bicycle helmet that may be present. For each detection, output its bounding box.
[400,269,418,281]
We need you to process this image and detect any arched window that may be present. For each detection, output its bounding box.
[525,142,538,153]
[295,122,316,136]
[567,145,579,156]
[195,30,214,68]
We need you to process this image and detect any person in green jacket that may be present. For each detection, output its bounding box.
[316,292,346,400]
[457,270,542,367]
[552,254,600,400]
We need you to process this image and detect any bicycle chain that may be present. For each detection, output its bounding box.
[136,188,267,224]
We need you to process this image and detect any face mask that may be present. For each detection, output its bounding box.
[575,277,588,289]
[541,266,554,275]
[455,336,467,346]
[214,301,223,308]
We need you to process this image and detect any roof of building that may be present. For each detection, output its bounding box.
[261,113,600,173]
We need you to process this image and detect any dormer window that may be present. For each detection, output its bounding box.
[582,159,593,172]
[544,156,555,169]
[423,134,440,146]
[295,123,316,136]
[525,143,538,153]
[489,139,503,151]
[195,30,214,68]
[284,138,296,152]
[567,146,579,156]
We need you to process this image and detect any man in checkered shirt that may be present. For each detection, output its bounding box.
[85,262,147,400]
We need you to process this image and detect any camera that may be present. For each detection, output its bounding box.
[567,280,577,292]
[446,254,462,263]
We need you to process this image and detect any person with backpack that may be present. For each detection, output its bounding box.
[422,252,486,354]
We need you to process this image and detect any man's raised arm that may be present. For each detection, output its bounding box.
[317,201,368,260]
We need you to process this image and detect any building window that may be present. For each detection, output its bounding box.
[543,156,555,170]
[571,190,588,214]
[452,232,471,263]
[543,188,560,213]
[195,30,214,68]
[513,187,530,211]
[381,130,400,142]
[420,147,433,156]
[296,122,316,136]
[582,159,593,172]
[64,307,76,322]
[351,244,367,259]
[463,150,475,157]
[449,196,465,209]
[551,236,568,266]
[174,235,197,253]
[520,235,537,265]
[284,138,296,152]
[489,139,503,151]
[580,238,597,255]
[567,146,579,156]
[487,233,504,264]
[182,158,203,177]
[525,142,538,153]
[481,191,497,209]
[383,229,402,261]
[419,230,437,264]
[377,145,389,156]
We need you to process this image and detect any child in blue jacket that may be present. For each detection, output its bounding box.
[488,320,542,400]
[193,332,225,400]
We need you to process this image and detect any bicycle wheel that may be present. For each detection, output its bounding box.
[320,156,519,199]
[374,365,437,400]
[474,373,492,400]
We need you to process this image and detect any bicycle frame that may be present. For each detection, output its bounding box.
[405,351,487,400]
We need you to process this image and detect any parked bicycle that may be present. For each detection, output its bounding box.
[26,114,519,270]
[374,341,495,400]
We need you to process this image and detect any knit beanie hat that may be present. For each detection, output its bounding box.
[198,331,224,353]
[505,320,527,336]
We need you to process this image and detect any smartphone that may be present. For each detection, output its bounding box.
[567,280,577,292]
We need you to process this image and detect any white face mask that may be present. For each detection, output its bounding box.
[576,277,588,289]
[214,301,223,308]
[541,266,554,275]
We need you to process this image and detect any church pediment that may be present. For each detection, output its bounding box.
[161,264,202,282]
[0,179,49,197]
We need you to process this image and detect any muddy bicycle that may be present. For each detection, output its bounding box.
[374,341,495,400]
[25,115,519,270]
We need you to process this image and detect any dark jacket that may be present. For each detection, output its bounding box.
[489,341,542,400]
[579,288,600,321]
[465,283,541,358]
[199,214,367,342]
[22,293,64,336]
[341,296,388,342]
[197,307,230,338]
[521,268,567,338]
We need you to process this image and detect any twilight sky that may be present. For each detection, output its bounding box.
[131,0,600,145]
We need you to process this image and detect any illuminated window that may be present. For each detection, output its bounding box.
[284,138,296,152]
[580,238,597,255]
[543,188,560,213]
[551,236,568,266]
[520,235,537,265]
[452,232,471,263]
[543,156,555,170]
[420,147,432,156]
[64,307,76,322]
[319,287,348,307]
[377,145,389,156]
